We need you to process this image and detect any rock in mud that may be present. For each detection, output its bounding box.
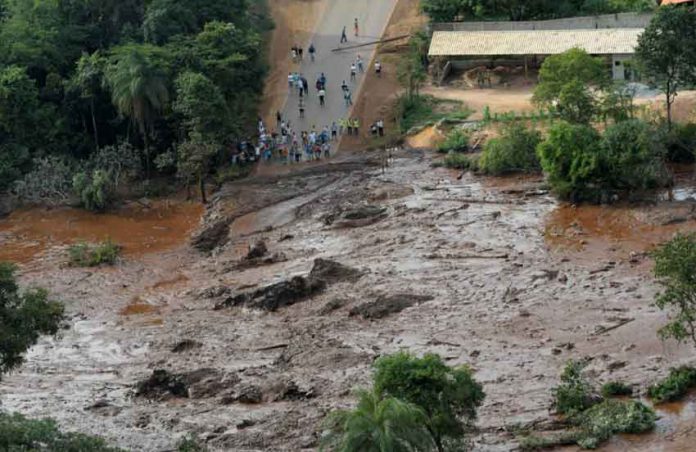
[134,368,238,400]
[171,339,203,353]
[349,294,434,319]
[191,218,230,252]
[215,259,362,312]
[327,205,388,228]
[232,384,263,404]
[246,241,268,259]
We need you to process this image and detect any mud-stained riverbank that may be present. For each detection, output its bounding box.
[1,149,696,451]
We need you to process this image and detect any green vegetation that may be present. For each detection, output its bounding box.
[177,434,209,452]
[666,123,696,163]
[0,262,63,376]
[0,0,270,203]
[636,6,696,129]
[553,360,598,416]
[537,119,670,203]
[437,129,469,153]
[373,352,485,451]
[396,95,471,133]
[320,351,484,452]
[421,0,655,22]
[574,399,656,449]
[648,366,696,404]
[68,240,121,267]
[478,123,541,175]
[0,412,124,452]
[444,153,478,170]
[601,381,634,397]
[652,234,696,346]
[320,389,435,452]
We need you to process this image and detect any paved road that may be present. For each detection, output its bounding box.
[279,0,398,146]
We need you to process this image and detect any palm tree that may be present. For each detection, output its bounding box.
[73,51,106,150]
[106,45,169,176]
[320,389,435,452]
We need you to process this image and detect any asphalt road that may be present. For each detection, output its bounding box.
[279,0,398,142]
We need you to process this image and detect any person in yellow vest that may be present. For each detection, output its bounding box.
[339,118,347,135]
[352,117,360,136]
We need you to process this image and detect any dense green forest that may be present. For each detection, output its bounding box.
[0,0,271,205]
[421,0,657,22]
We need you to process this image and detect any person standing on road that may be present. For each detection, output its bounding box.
[341,79,348,92]
[354,18,359,37]
[377,119,384,136]
[344,89,353,107]
[352,117,360,136]
[357,55,364,73]
[299,98,305,119]
[302,77,309,94]
[309,43,316,62]
[319,88,326,107]
[340,26,348,44]
[350,63,357,82]
[375,60,382,77]
[276,111,282,127]
[298,46,303,60]
[288,73,294,91]
[331,122,338,140]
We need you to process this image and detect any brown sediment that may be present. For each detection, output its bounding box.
[119,297,160,316]
[0,200,203,264]
[150,274,190,290]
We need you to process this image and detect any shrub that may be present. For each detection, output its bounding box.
[68,240,121,267]
[648,366,696,403]
[177,434,209,452]
[537,121,603,202]
[556,80,596,124]
[479,124,542,175]
[373,351,485,450]
[437,129,469,153]
[574,400,656,449]
[554,360,599,415]
[72,169,113,211]
[13,156,76,206]
[518,431,579,451]
[601,381,634,397]
[444,153,478,170]
[0,412,123,451]
[665,123,696,163]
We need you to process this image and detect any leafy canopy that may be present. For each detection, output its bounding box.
[533,48,608,106]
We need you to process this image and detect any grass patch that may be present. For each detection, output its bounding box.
[601,381,634,397]
[396,95,472,133]
[444,153,478,170]
[437,129,469,153]
[68,239,121,267]
[648,366,696,403]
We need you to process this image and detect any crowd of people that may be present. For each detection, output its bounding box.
[238,18,387,166]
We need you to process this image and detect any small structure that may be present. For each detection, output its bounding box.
[429,28,643,81]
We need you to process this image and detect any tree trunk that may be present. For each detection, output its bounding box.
[143,132,151,179]
[666,92,673,131]
[90,98,99,150]
[198,172,207,205]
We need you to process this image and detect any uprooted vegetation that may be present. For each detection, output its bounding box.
[68,239,121,266]
[519,360,656,450]
[648,366,696,404]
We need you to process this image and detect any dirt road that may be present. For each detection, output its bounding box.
[279,0,398,140]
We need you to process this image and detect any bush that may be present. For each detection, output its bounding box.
[72,169,113,211]
[437,129,469,153]
[373,351,485,450]
[601,381,634,397]
[554,360,600,415]
[177,434,209,452]
[665,123,696,163]
[13,156,76,206]
[574,400,656,449]
[538,120,670,202]
[68,240,121,267]
[648,366,696,403]
[444,153,478,170]
[479,124,542,175]
[0,412,123,451]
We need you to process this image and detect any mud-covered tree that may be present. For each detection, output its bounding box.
[373,352,485,452]
[320,388,435,452]
[636,6,696,130]
[0,262,63,378]
[652,234,696,345]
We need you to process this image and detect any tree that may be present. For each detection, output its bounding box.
[0,262,63,378]
[556,80,596,124]
[533,48,608,107]
[536,121,603,202]
[71,51,107,149]
[479,123,542,175]
[420,0,477,22]
[636,6,696,130]
[652,234,696,345]
[176,137,218,204]
[106,44,170,176]
[320,388,435,452]
[373,352,485,452]
[174,71,229,143]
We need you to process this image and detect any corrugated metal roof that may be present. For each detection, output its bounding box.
[428,29,643,56]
